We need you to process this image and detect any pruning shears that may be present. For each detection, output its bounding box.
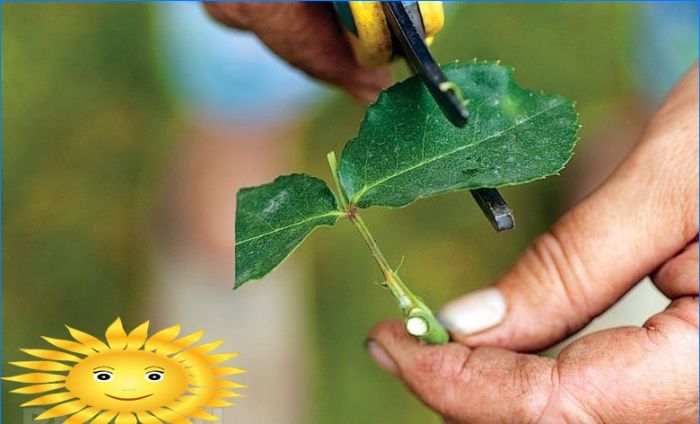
[334,2,515,232]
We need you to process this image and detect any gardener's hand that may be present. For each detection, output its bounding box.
[204,3,391,101]
[367,65,698,423]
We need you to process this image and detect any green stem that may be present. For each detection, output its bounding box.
[326,151,349,211]
[326,150,448,344]
[349,213,448,344]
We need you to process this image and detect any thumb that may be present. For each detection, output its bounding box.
[439,64,698,351]
[368,298,697,424]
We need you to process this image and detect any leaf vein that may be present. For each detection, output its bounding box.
[236,212,342,246]
[349,100,567,204]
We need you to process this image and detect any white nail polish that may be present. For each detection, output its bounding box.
[438,287,506,336]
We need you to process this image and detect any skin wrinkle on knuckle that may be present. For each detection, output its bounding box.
[404,346,474,419]
[553,346,615,424]
[659,132,698,241]
[652,243,699,299]
[557,382,606,424]
[648,100,698,241]
[533,359,563,424]
[511,356,553,424]
[413,346,465,385]
[677,165,699,240]
[627,79,698,250]
[513,354,539,395]
[529,225,595,331]
[535,358,603,424]
[641,313,698,420]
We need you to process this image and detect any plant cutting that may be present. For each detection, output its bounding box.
[234,61,580,344]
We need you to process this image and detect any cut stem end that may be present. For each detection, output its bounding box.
[405,316,429,337]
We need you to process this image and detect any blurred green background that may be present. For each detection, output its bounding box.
[2,2,696,423]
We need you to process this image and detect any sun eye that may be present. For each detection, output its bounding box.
[145,371,164,382]
[93,371,113,382]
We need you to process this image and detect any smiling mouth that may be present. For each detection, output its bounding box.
[105,393,153,401]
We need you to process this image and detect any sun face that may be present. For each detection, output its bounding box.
[5,318,245,423]
[65,350,189,413]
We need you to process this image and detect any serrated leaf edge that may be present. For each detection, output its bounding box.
[348,99,573,206]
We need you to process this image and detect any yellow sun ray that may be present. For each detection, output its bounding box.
[144,324,181,351]
[105,318,128,350]
[209,399,236,408]
[62,405,100,424]
[170,397,219,421]
[41,337,95,356]
[206,353,239,364]
[188,387,243,398]
[8,318,244,423]
[10,360,72,372]
[20,391,74,406]
[136,411,164,424]
[36,399,87,420]
[202,398,234,408]
[155,330,205,355]
[211,367,246,377]
[115,412,138,424]
[91,410,119,424]
[209,379,246,389]
[187,340,224,355]
[125,321,149,350]
[3,373,66,383]
[10,382,65,395]
[151,407,193,424]
[21,348,81,362]
[66,326,110,352]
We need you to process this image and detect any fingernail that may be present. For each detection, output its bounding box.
[438,287,506,336]
[365,340,398,376]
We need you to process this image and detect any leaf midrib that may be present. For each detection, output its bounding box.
[349,99,567,205]
[236,211,343,246]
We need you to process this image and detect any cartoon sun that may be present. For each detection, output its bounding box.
[4,318,245,423]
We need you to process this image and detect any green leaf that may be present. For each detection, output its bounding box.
[235,174,341,287]
[338,61,580,208]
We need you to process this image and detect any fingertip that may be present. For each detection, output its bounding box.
[365,339,399,376]
[366,320,433,372]
[348,87,382,103]
[344,68,393,103]
[367,319,413,349]
[365,320,411,377]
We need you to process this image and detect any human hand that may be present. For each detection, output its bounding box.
[366,64,699,423]
[204,2,392,101]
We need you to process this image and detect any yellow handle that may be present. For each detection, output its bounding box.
[342,1,444,69]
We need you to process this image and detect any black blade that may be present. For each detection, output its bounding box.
[383,2,514,232]
[470,188,515,232]
[382,1,468,127]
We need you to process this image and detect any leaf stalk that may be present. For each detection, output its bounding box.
[326,151,448,344]
[326,151,349,211]
[348,213,448,344]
